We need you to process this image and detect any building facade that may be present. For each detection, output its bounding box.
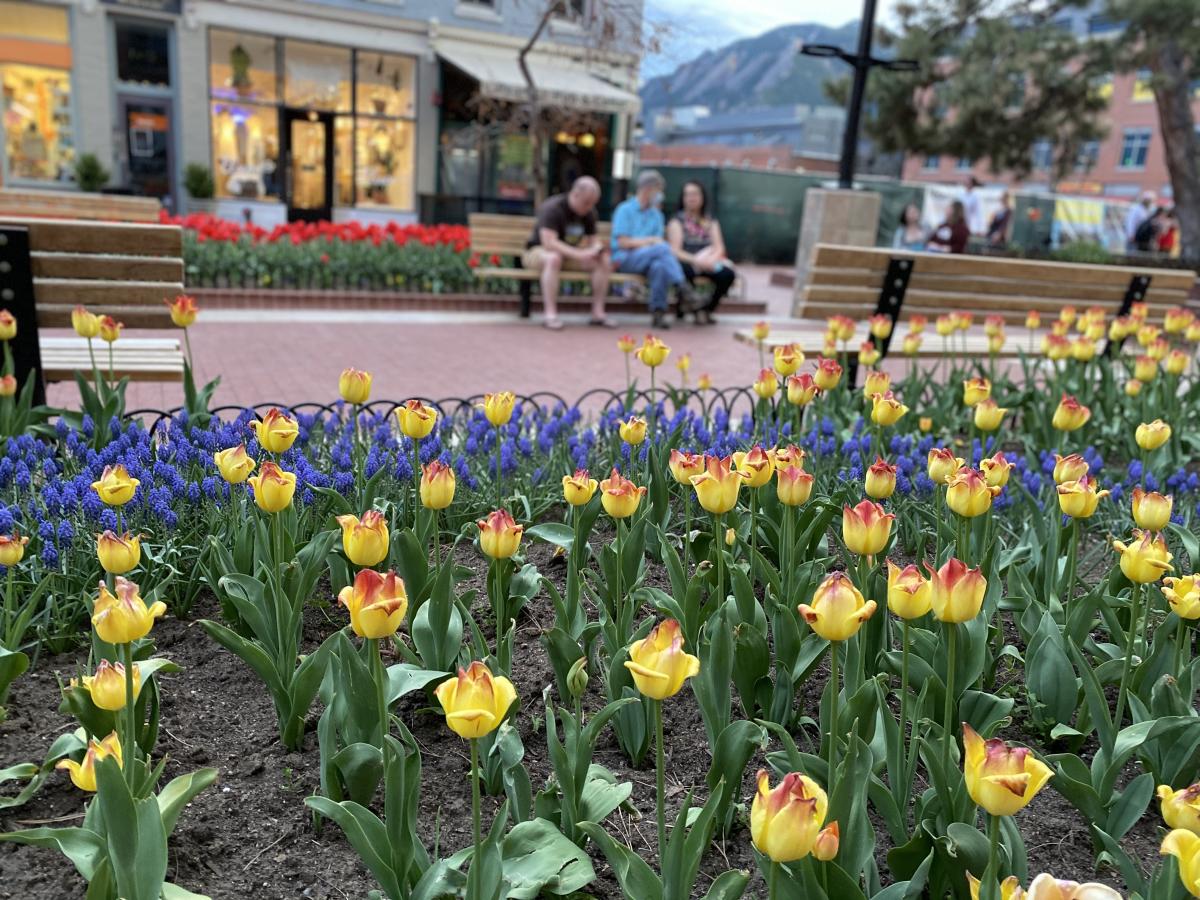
[0,0,640,224]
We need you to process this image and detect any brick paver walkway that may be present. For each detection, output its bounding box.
[48,266,816,412]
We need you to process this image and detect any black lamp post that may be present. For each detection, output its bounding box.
[801,0,918,189]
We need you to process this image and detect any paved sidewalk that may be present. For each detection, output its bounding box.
[48,266,821,412]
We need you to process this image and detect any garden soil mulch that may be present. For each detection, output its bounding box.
[0,540,1162,898]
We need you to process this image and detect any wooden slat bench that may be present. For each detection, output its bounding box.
[736,243,1197,357]
[0,216,186,400]
[0,188,162,223]
[468,212,750,317]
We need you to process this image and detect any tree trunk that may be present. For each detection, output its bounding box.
[1151,38,1200,264]
[518,4,560,208]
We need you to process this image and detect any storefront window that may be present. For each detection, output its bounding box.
[209,31,276,103]
[284,40,351,112]
[334,116,354,206]
[116,21,171,87]
[2,3,73,185]
[355,119,413,209]
[355,52,414,118]
[210,100,279,199]
[2,63,74,183]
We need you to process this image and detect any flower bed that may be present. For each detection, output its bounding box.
[1,309,1200,900]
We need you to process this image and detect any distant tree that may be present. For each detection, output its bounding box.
[844,0,1199,261]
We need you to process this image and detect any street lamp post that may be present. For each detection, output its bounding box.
[801,0,918,189]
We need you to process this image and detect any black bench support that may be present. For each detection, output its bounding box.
[846,255,914,390]
[1103,274,1151,357]
[0,227,45,405]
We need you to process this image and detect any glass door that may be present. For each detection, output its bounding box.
[120,97,174,205]
[282,109,333,221]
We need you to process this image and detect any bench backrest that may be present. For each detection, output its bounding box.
[468,213,614,258]
[0,217,183,329]
[799,243,1196,326]
[0,188,162,223]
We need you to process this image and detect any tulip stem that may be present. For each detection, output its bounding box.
[1114,582,1142,729]
[900,619,910,779]
[3,563,14,647]
[827,640,839,800]
[432,509,441,570]
[369,638,389,746]
[87,337,103,399]
[767,860,780,900]
[654,698,666,864]
[412,439,422,532]
[1060,520,1078,603]
[712,514,725,607]
[121,641,136,788]
[749,489,758,587]
[941,622,958,781]
[681,492,691,580]
[494,427,503,509]
[469,737,482,900]
[183,328,194,372]
[1175,616,1188,674]
[984,812,1001,898]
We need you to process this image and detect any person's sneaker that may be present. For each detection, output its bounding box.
[677,283,702,313]
[652,311,672,330]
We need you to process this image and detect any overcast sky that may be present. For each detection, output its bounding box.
[641,0,898,79]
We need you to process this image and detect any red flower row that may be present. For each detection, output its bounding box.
[160,211,471,252]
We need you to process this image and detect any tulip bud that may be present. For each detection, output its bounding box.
[1125,379,1143,397]
[435,660,518,739]
[907,315,927,334]
[635,335,671,368]
[870,391,909,427]
[1134,355,1158,382]
[1136,419,1171,451]
[936,314,955,336]
[983,315,1004,337]
[56,732,123,792]
[165,294,198,328]
[98,315,123,344]
[886,560,932,619]
[753,368,779,399]
[72,305,101,339]
[786,373,820,406]
[338,368,372,405]
[74,659,141,711]
[980,452,1013,488]
[962,723,1053,816]
[751,320,770,342]
[618,416,647,445]
[725,526,736,546]
[776,465,814,507]
[247,461,297,513]
[919,417,932,433]
[864,456,896,500]
[810,358,840,392]
[1158,783,1200,834]
[862,370,891,401]
[0,375,16,398]
[773,343,803,376]
[1112,529,1173,584]
[477,508,523,558]
[0,531,29,566]
[1161,828,1200,897]
[92,577,166,644]
[1052,394,1091,431]
[1162,576,1200,620]
[750,770,829,863]
[599,468,646,519]
[690,455,746,515]
[928,557,986,623]
[927,448,964,485]
[813,822,840,862]
[481,391,516,426]
[973,398,1007,432]
[675,352,692,374]
[858,341,881,367]
[903,334,923,355]
[1052,453,1089,485]
[562,468,599,505]
[772,445,806,469]
[946,467,1000,517]
[624,619,700,699]
[214,444,256,484]
[91,464,140,507]
[0,310,16,341]
[251,408,300,453]
[962,377,991,407]
[617,334,636,354]
[337,510,390,567]
[1165,350,1189,376]
[1057,476,1110,519]
[868,314,892,339]
[733,445,775,488]
[1132,487,1172,531]
[395,399,438,439]
[697,373,712,391]
[566,656,589,699]
[96,531,142,574]
[1024,311,1041,330]
[338,568,408,639]
[842,499,894,557]
[799,571,877,642]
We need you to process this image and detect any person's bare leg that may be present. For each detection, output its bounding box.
[540,252,562,324]
[590,258,611,321]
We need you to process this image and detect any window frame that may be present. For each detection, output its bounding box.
[1117,128,1152,171]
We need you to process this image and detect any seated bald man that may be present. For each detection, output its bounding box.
[521,176,614,330]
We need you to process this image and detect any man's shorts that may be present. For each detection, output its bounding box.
[521,246,592,272]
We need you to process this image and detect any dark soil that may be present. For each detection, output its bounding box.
[0,537,1162,899]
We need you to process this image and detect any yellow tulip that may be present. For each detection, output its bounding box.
[987,333,1006,355]
[562,468,598,506]
[1161,829,1200,897]
[936,314,956,336]
[966,873,1022,900]
[623,618,700,699]
[1166,350,1190,376]
[750,769,829,863]
[1189,322,1200,342]
[73,659,141,711]
[1125,379,1144,397]
[1136,419,1171,451]
[338,368,372,405]
[903,334,923,355]
[619,416,647,445]
[870,391,909,426]
[56,732,122,792]
[96,531,142,574]
[886,560,932,619]
[1014,873,1121,900]
[973,399,1007,432]
[599,468,646,519]
[812,821,839,862]
[635,335,670,368]
[798,570,877,642]
[842,499,894,556]
[0,376,14,398]
[214,444,256,484]
[675,352,692,374]
[919,416,932,433]
[697,373,712,391]
[862,370,891,401]
[1071,338,1096,362]
[1056,477,1110,519]
[72,305,101,339]
[776,464,814,507]
[858,341,881,367]
[947,467,1001,518]
[165,294,198,328]
[420,461,456,510]
[751,320,770,342]
[983,315,1004,337]
[928,448,965,485]
[251,408,300,453]
[1112,529,1173,583]
[92,577,166,644]
[395,399,439,439]
[247,461,297,513]
[98,315,123,344]
[91,464,139,506]
[786,373,820,406]
[617,334,636,354]
[1148,338,1170,361]
[0,531,29,566]
[928,557,986,623]
[1159,784,1200,835]
[1163,576,1200,620]
[1025,311,1041,330]
[829,314,855,342]
[753,368,779,399]
[772,445,806,469]
[1165,307,1194,334]
[980,452,1013,488]
[907,315,928,334]
[733,445,776,489]
[1052,454,1089,485]
[1052,394,1091,432]
[962,377,991,407]
[963,723,1053,817]
[1134,355,1158,382]
[337,510,390,567]
[477,508,523,558]
[868,313,893,340]
[865,456,896,500]
[338,568,408,639]
[0,310,16,341]
[1132,487,1172,531]
[481,392,516,427]
[435,660,517,740]
[814,358,843,391]
[773,343,804,376]
[667,450,705,486]
[690,455,746,515]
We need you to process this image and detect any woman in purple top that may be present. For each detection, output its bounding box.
[667,181,735,325]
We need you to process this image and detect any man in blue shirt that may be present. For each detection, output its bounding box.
[611,169,700,329]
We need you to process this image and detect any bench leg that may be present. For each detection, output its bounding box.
[0,227,45,406]
[519,280,532,319]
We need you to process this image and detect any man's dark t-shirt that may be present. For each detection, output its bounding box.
[527,194,597,249]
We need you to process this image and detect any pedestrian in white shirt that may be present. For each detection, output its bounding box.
[1124,191,1156,252]
[961,176,985,236]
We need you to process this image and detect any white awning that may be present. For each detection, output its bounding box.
[436,40,640,115]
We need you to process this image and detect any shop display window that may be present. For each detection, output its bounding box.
[284,40,351,113]
[2,63,74,183]
[355,118,413,209]
[209,31,277,103]
[210,100,279,198]
[354,52,414,119]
